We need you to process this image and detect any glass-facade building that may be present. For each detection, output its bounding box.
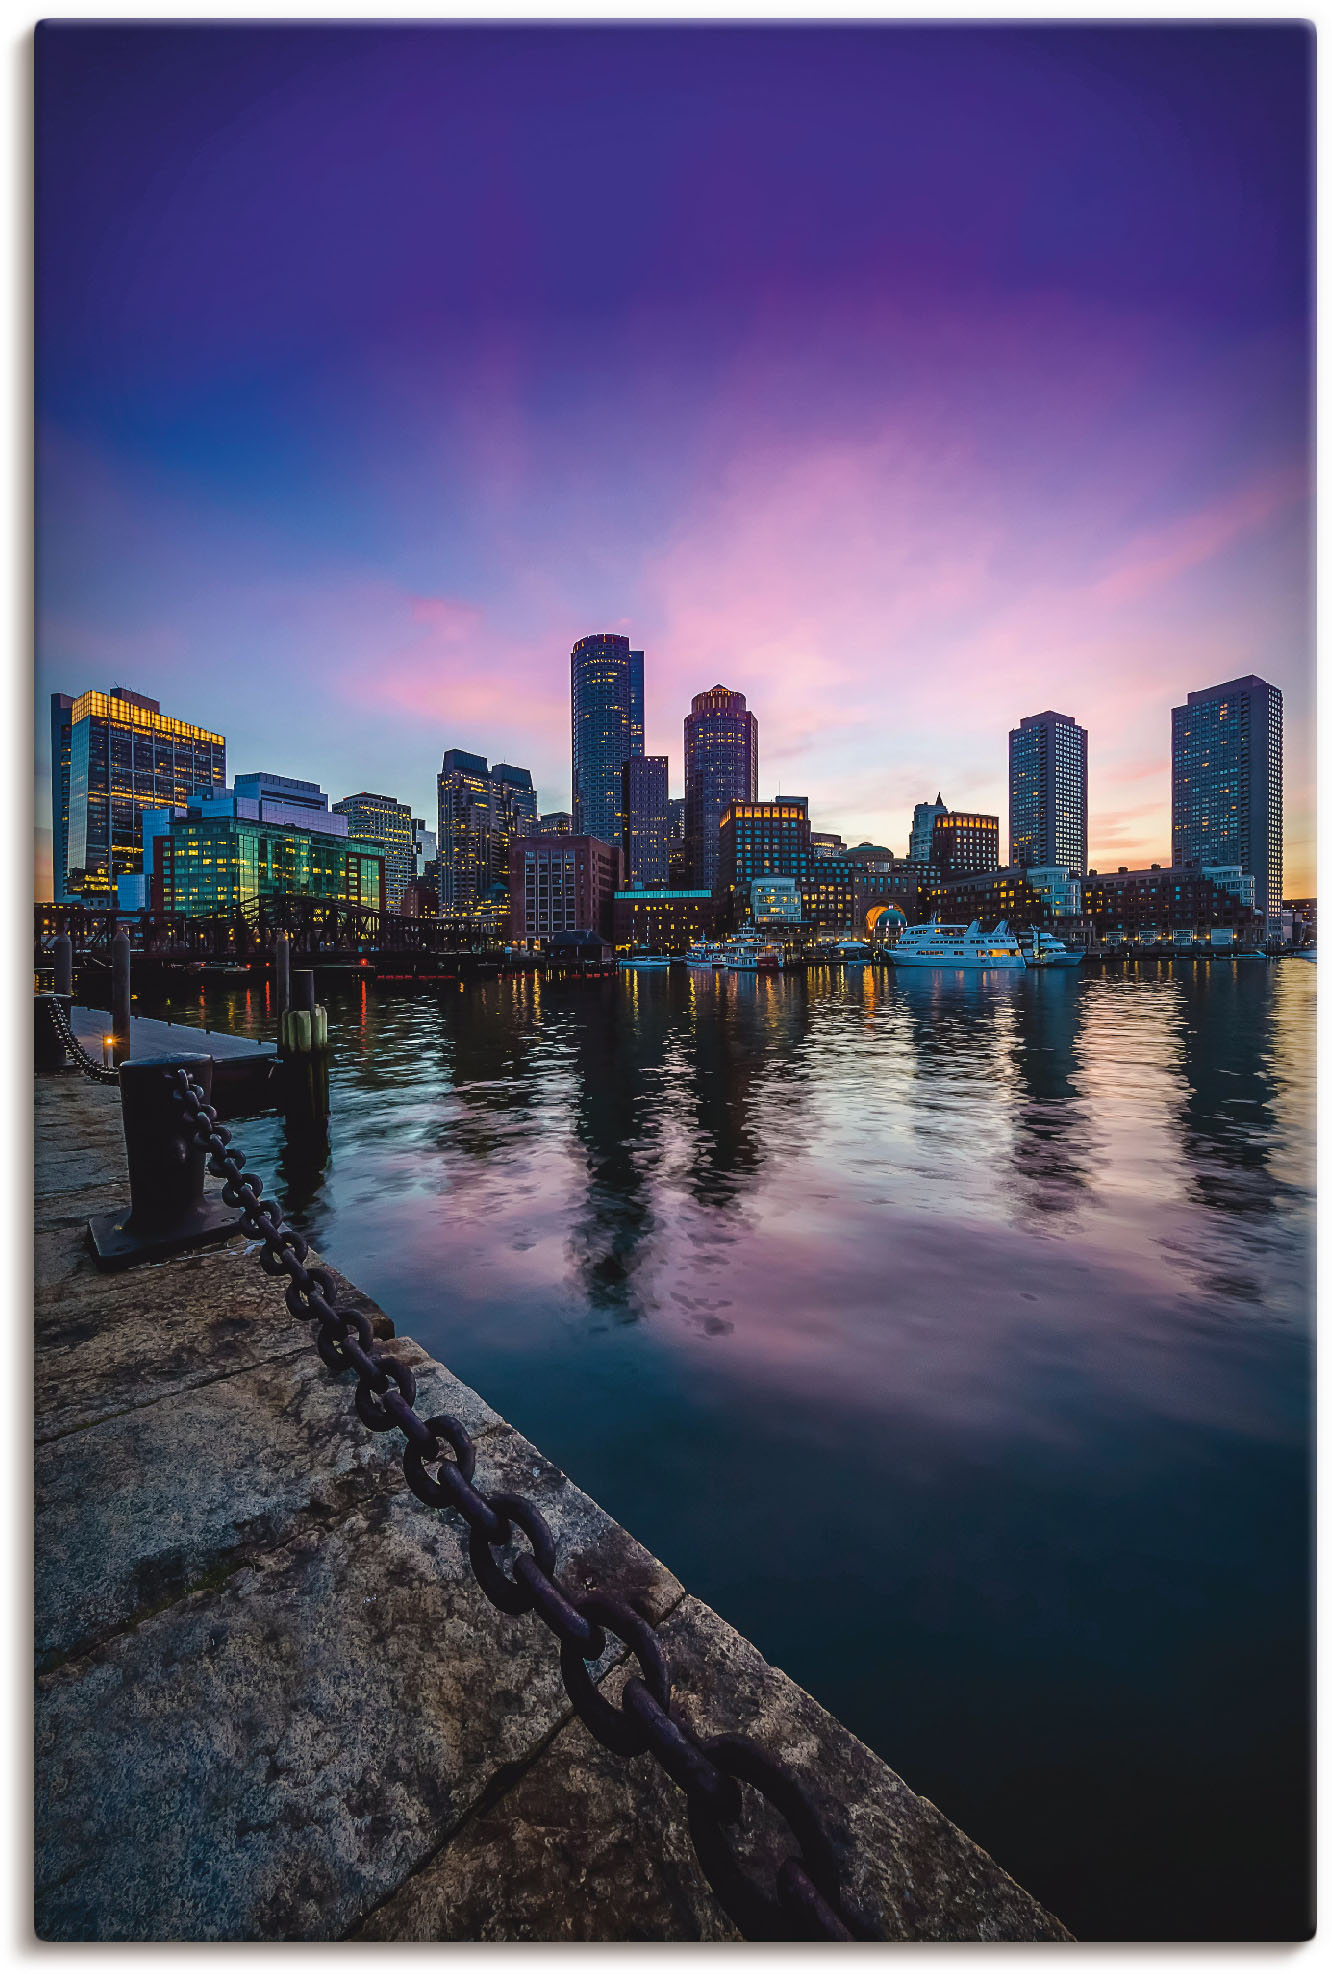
[622,754,670,887]
[333,790,416,908]
[153,815,384,917]
[684,685,758,891]
[571,634,644,845]
[51,686,225,902]
[1171,675,1283,921]
[1009,710,1088,873]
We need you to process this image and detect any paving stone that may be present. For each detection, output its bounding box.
[359,1594,1071,1944]
[35,1441,683,1941]
[36,1332,507,1670]
[35,1244,398,1442]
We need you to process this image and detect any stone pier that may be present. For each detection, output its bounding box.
[34,1068,1071,1942]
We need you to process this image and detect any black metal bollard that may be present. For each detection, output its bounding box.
[53,932,73,999]
[111,928,132,1064]
[34,995,72,1072]
[88,1054,247,1269]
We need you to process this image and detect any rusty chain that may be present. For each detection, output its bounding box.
[43,996,121,1085]
[170,1064,875,1942]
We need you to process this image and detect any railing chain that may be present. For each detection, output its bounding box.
[170,1065,876,1941]
[43,996,120,1084]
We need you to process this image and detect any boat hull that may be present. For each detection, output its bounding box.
[889,953,1026,970]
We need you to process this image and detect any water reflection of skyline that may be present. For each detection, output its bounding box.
[140,962,1313,1940]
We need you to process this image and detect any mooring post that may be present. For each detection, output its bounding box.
[279,968,330,1138]
[53,932,73,999]
[111,928,132,1064]
[275,929,291,1018]
[87,1054,246,1269]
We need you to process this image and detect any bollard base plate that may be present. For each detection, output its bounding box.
[87,1197,246,1272]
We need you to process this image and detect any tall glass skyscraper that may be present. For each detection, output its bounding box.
[51,685,226,902]
[437,749,536,928]
[1172,675,1283,920]
[683,684,758,891]
[1008,710,1088,873]
[570,634,644,844]
[331,789,416,907]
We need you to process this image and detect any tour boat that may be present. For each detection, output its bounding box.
[619,954,671,970]
[887,918,1027,971]
[717,933,782,972]
[1020,928,1083,969]
[686,941,719,968]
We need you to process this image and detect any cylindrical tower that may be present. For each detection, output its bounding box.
[683,684,758,891]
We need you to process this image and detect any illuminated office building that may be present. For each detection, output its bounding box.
[931,810,1000,877]
[332,790,415,907]
[571,634,644,844]
[1171,675,1283,921]
[437,749,536,929]
[684,685,758,890]
[50,685,226,902]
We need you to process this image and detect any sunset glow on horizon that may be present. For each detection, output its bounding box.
[35,22,1314,895]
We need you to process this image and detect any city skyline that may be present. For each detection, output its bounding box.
[35,24,1313,895]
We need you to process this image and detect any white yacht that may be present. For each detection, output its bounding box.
[686,941,720,968]
[1020,928,1083,969]
[887,918,1027,971]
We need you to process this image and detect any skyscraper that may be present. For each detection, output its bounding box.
[51,685,226,902]
[622,754,669,887]
[1009,710,1088,873]
[570,634,643,844]
[684,684,758,890]
[1171,674,1283,920]
[437,748,536,928]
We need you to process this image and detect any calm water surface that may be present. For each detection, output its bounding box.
[148,960,1314,1940]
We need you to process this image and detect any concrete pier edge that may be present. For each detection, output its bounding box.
[34,1066,1071,1943]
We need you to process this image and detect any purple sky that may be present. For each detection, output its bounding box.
[35,22,1314,894]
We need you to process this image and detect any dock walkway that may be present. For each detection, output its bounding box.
[34,1067,1070,1942]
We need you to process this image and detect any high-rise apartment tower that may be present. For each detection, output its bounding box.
[1171,675,1283,920]
[1009,710,1088,873]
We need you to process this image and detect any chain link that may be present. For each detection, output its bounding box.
[43,996,121,1084]
[169,1066,873,1941]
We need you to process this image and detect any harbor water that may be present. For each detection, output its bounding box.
[142,958,1314,1940]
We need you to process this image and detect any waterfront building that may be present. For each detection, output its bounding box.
[150,800,385,917]
[812,832,847,860]
[717,796,863,932]
[332,790,415,907]
[908,796,948,863]
[50,685,226,903]
[571,634,644,845]
[751,876,802,922]
[622,754,670,889]
[718,797,813,918]
[927,865,1066,933]
[437,749,536,931]
[612,886,718,952]
[1285,896,1316,946]
[1171,674,1283,921]
[401,874,439,918]
[509,833,623,942]
[537,811,573,836]
[1009,710,1088,873]
[1081,864,1260,942]
[684,685,758,890]
[232,772,340,830]
[931,810,1000,877]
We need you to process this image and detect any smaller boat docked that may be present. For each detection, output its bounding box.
[619,953,671,970]
[1020,928,1083,969]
